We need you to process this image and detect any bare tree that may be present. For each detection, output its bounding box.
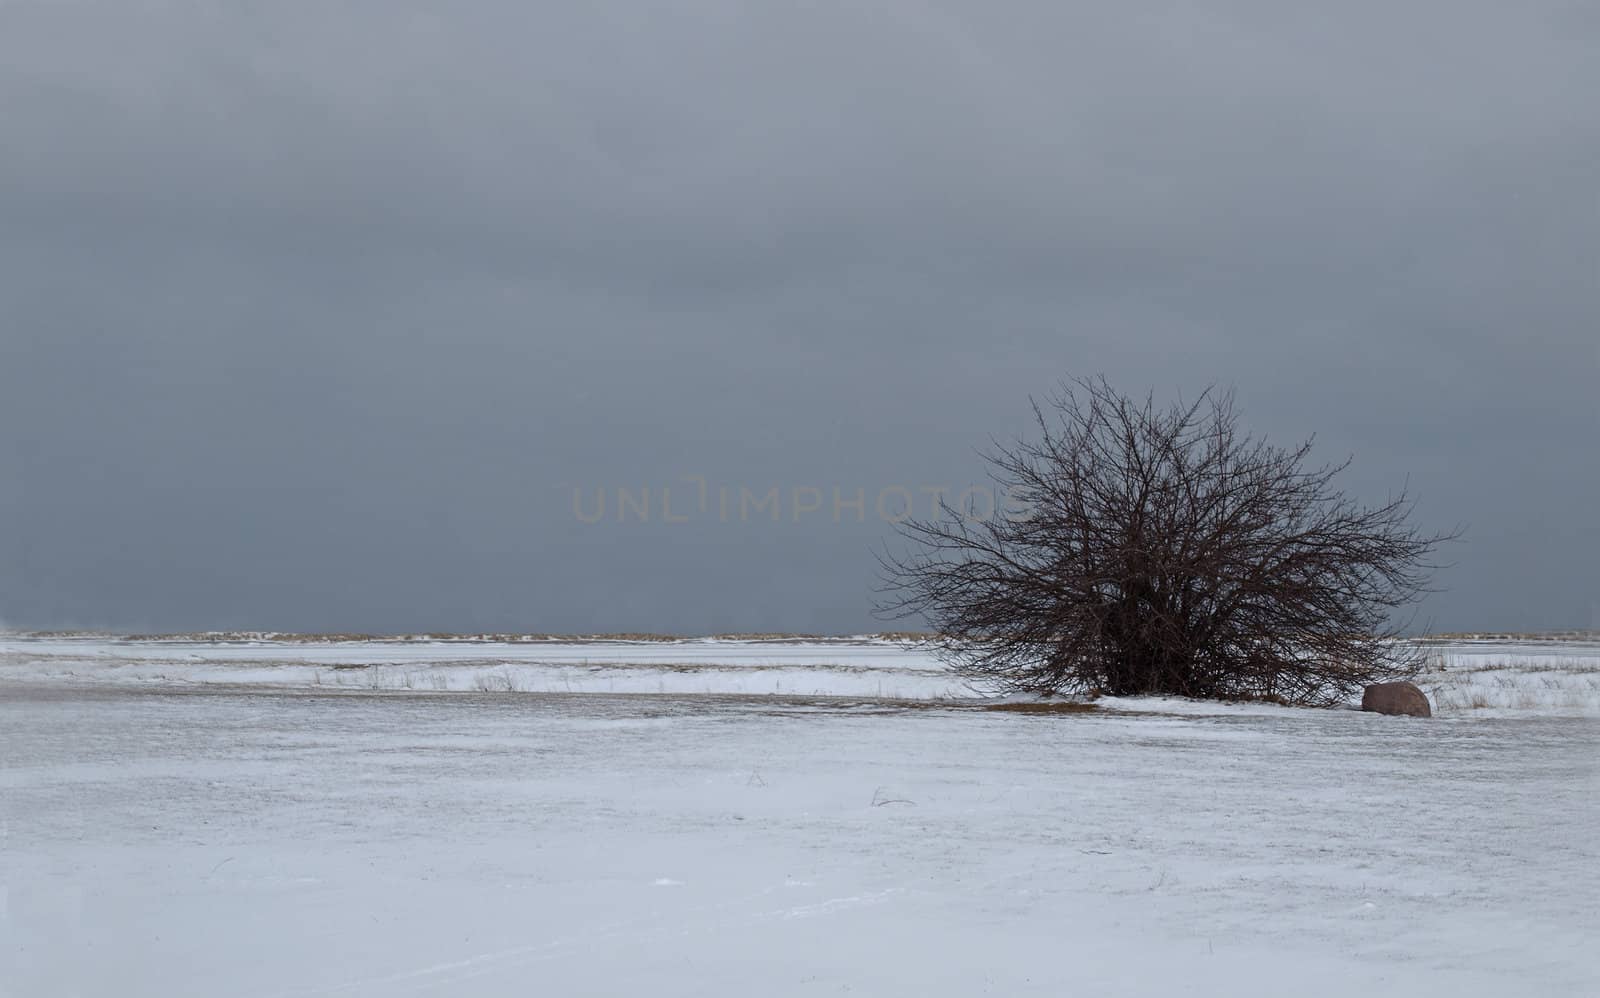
[877,378,1458,706]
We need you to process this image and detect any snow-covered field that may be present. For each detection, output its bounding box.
[0,634,967,701]
[4,633,1599,715]
[1411,640,1600,717]
[3,634,1598,996]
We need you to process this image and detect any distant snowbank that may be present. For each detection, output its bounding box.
[3,634,1597,717]
[0,629,930,645]
[0,635,967,701]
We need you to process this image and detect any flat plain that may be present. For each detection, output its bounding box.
[3,634,1596,996]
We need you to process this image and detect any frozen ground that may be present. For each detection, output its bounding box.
[3,636,1598,996]
[0,633,968,700]
[4,633,1599,715]
[1411,640,1600,717]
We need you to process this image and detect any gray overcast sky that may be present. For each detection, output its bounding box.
[2,1,1596,634]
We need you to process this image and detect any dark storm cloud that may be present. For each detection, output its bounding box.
[2,1,1595,633]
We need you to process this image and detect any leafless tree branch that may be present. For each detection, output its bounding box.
[876,377,1460,706]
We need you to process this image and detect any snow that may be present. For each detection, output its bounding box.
[3,635,1598,995]
[5,633,1599,715]
[0,634,967,700]
[1413,641,1600,717]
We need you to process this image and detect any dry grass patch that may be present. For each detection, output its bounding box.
[978,700,1100,715]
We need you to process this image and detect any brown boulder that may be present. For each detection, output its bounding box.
[1361,681,1432,718]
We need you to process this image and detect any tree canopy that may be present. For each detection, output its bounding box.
[877,378,1458,706]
